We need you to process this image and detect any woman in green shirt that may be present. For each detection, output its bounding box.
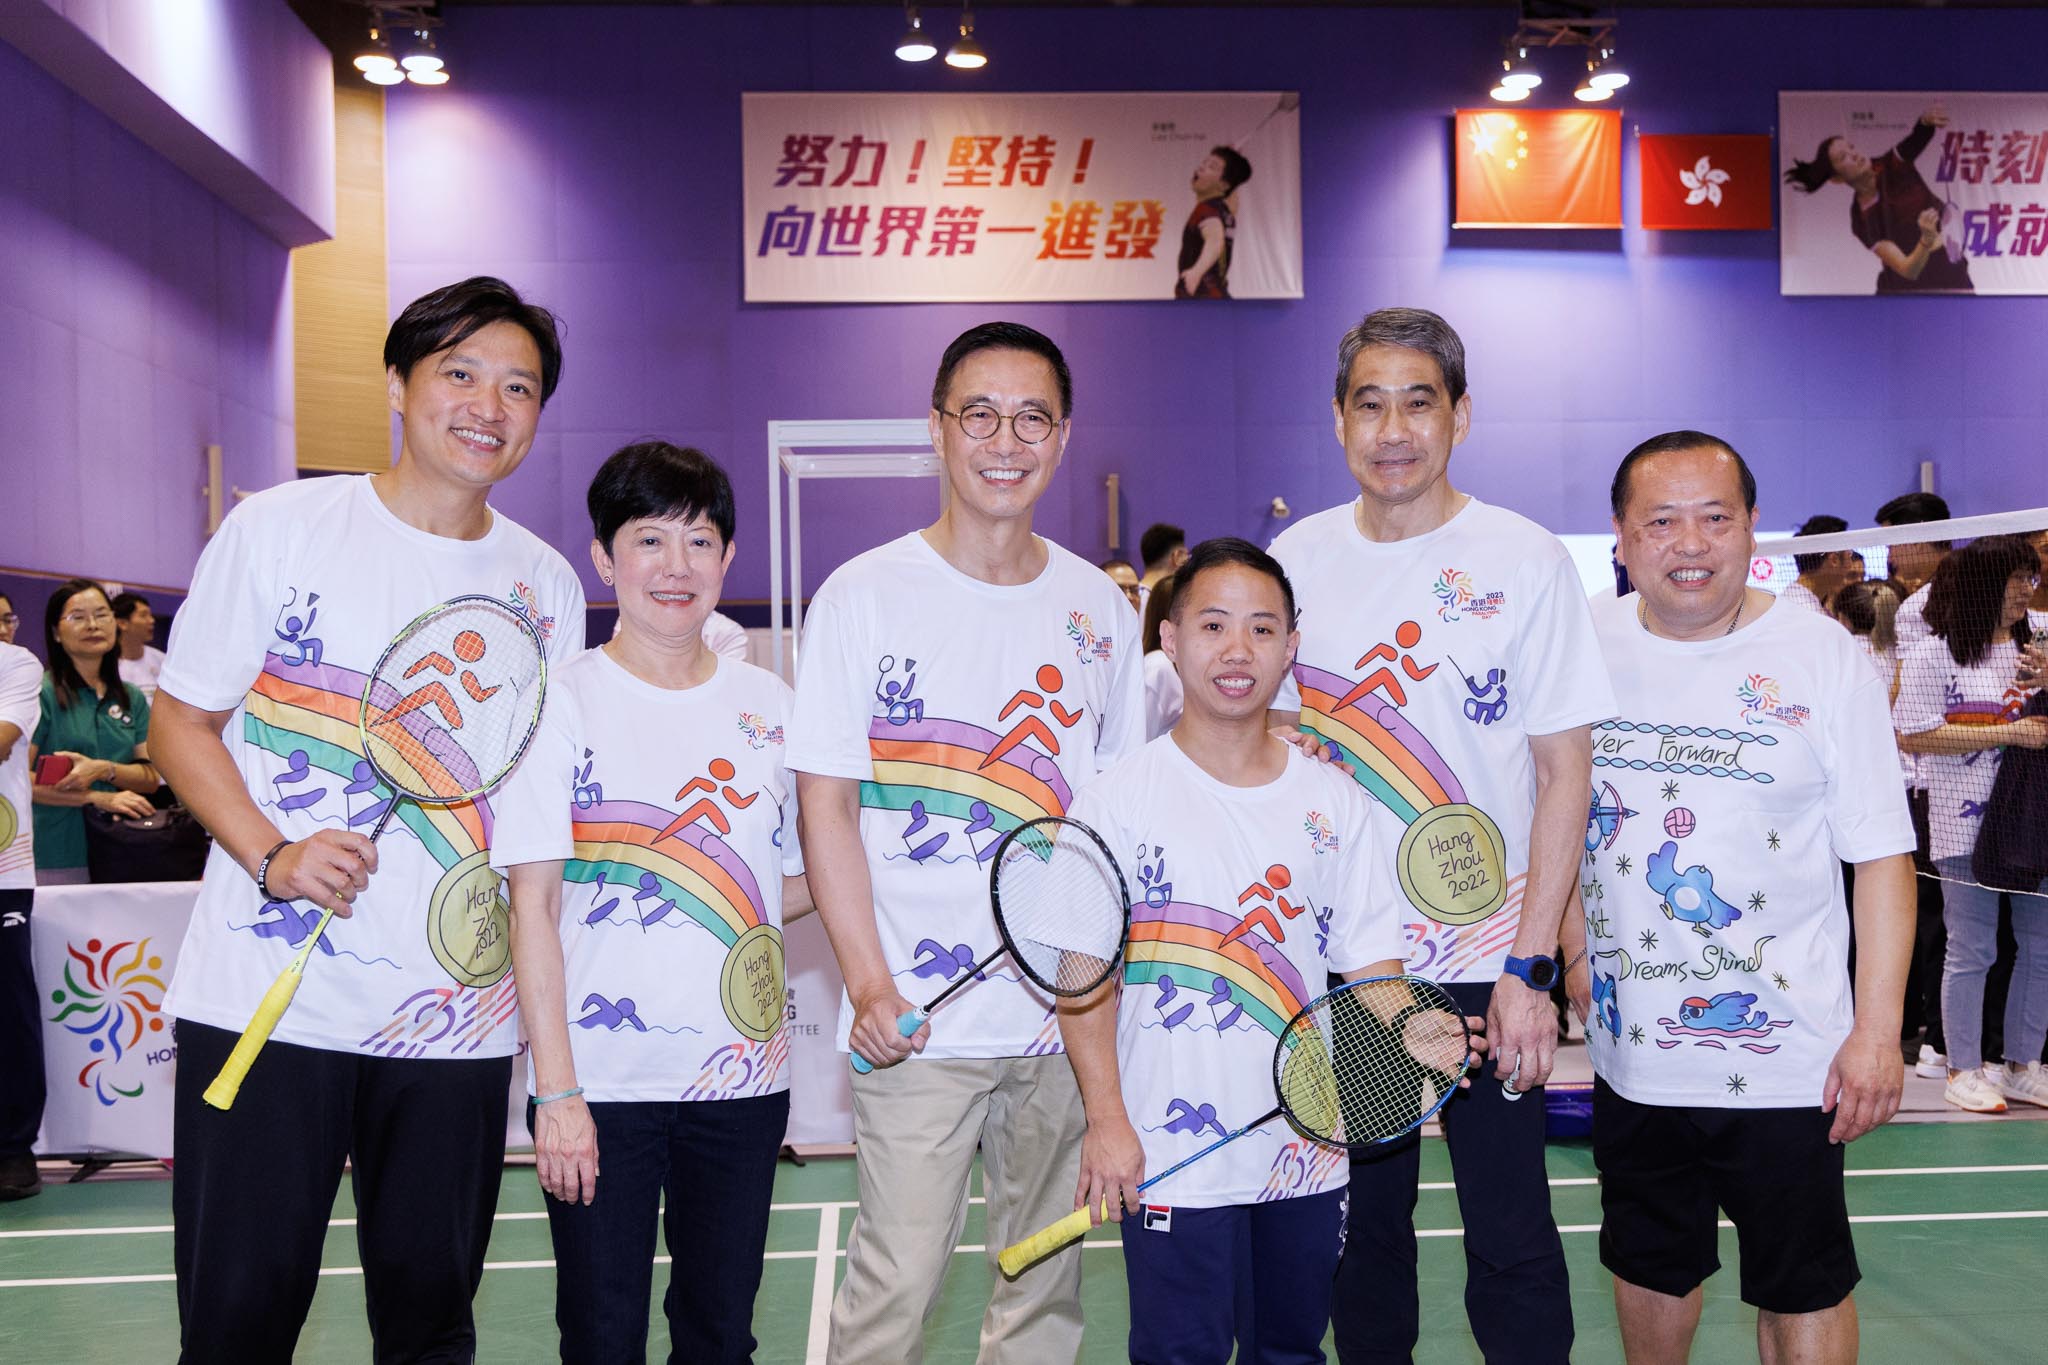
[28,581,159,883]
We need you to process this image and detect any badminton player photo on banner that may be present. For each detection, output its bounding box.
[1780,91,2048,295]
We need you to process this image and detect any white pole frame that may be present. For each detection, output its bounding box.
[766,419,939,678]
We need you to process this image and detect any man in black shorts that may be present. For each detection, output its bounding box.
[1567,431,1917,1363]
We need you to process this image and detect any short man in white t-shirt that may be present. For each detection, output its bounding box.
[149,278,587,1361]
[1569,431,1916,1365]
[0,640,43,1201]
[112,592,168,699]
[1062,538,1426,1361]
[790,322,1142,1364]
[1778,515,1854,616]
[1268,307,1614,1364]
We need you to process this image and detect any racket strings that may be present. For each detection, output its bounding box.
[992,823,1128,997]
[361,599,545,802]
[1276,979,1469,1147]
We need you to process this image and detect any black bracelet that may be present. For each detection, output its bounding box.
[254,839,293,901]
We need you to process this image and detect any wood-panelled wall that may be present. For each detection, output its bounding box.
[291,83,390,473]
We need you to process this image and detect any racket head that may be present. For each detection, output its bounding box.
[357,594,548,805]
[987,816,1132,999]
[1272,974,1471,1150]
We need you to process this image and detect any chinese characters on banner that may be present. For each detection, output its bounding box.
[1780,92,2048,296]
[742,92,1302,303]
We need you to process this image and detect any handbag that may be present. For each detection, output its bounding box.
[81,803,213,883]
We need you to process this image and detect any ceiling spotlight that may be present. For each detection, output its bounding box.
[399,29,443,74]
[407,68,450,86]
[1573,78,1613,102]
[1499,45,1541,91]
[895,5,937,62]
[364,65,405,86]
[353,27,396,74]
[946,8,987,69]
[1490,83,1530,103]
[1589,43,1630,91]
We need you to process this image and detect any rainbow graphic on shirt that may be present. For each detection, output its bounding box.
[1126,897,1314,1041]
[859,714,1074,859]
[1292,662,1465,824]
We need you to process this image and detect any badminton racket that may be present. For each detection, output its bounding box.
[998,973,1476,1276]
[851,815,1130,1074]
[202,594,548,1109]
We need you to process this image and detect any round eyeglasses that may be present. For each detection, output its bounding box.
[940,405,1060,445]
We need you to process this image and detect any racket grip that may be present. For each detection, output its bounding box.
[850,1051,875,1076]
[201,969,304,1110]
[896,1008,928,1038]
[1501,1059,1525,1102]
[997,1203,1101,1278]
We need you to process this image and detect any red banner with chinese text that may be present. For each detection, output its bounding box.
[1640,134,1774,230]
[1454,109,1622,229]
[742,92,1302,303]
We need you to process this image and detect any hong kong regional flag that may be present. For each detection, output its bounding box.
[1455,109,1621,228]
[1640,134,1774,229]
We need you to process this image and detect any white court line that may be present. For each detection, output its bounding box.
[805,1206,836,1365]
[9,1165,2048,1244]
[5,1210,2048,1290]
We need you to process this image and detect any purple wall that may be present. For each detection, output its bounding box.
[374,4,2039,610]
[0,39,296,588]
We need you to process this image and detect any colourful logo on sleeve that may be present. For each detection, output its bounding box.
[1304,810,1339,855]
[509,580,557,642]
[1066,610,1114,663]
[737,712,785,749]
[1735,674,1810,728]
[1432,569,1505,622]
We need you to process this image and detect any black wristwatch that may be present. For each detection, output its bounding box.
[1502,953,1562,991]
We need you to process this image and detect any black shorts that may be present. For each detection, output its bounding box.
[1592,1077,1859,1314]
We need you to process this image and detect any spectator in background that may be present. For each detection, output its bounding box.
[1833,580,1903,699]
[1781,515,1854,614]
[1139,522,1189,606]
[0,592,18,646]
[700,609,751,663]
[28,580,158,884]
[1894,536,2048,1113]
[111,592,167,700]
[1099,557,1142,613]
[0,627,42,1199]
[1139,571,1182,740]
[1875,491,1955,1079]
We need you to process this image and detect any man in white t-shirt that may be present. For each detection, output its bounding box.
[790,322,1143,1365]
[1062,538,1424,1361]
[1268,307,1613,1364]
[0,640,42,1201]
[149,278,587,1361]
[112,592,168,699]
[1778,515,1853,616]
[1568,430,1916,1365]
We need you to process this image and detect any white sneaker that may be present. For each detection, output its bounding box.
[2001,1062,2048,1110]
[1945,1066,2008,1113]
[1915,1044,1947,1080]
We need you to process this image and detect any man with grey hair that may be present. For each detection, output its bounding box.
[1269,306,1611,1362]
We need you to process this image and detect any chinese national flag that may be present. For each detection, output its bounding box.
[1639,134,1774,230]
[1454,109,1621,228]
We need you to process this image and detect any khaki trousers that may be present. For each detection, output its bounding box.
[828,1054,1087,1365]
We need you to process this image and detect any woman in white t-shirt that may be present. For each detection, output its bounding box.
[1894,535,2048,1114]
[495,442,812,1363]
[1140,569,1183,740]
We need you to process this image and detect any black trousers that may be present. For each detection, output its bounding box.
[1332,981,1573,1365]
[0,889,43,1158]
[172,1019,512,1364]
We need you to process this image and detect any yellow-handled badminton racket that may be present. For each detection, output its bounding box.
[202,594,549,1108]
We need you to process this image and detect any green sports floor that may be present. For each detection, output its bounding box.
[3,1120,2045,1363]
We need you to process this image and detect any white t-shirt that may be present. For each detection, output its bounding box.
[1070,737,1403,1207]
[1582,596,1915,1107]
[787,532,1144,1059]
[1775,582,1828,616]
[159,475,586,1056]
[1143,650,1183,741]
[1895,636,2032,865]
[1272,497,1618,983]
[118,645,167,699]
[702,611,750,663]
[0,643,40,890]
[491,648,801,1101]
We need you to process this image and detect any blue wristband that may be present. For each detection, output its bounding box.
[534,1087,584,1107]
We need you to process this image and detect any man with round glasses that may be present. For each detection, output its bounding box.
[790,321,1143,1363]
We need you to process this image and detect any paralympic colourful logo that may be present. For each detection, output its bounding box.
[1432,568,1504,622]
[1737,673,1810,728]
[1304,810,1340,856]
[48,937,169,1106]
[738,712,786,750]
[508,580,558,642]
[1066,610,1114,664]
